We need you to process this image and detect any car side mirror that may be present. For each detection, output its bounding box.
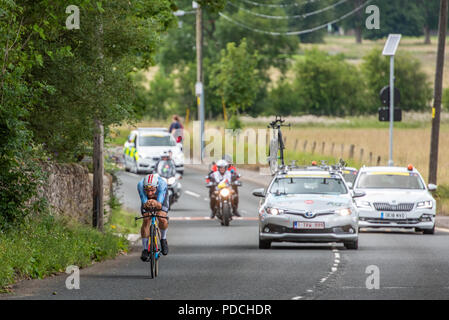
[352,191,366,198]
[346,182,353,189]
[428,184,437,192]
[252,188,265,197]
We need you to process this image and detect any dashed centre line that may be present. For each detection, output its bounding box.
[185,190,201,198]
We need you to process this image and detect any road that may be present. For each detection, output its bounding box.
[3,167,449,300]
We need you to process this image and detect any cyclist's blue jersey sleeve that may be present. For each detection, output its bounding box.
[137,177,169,212]
[137,179,148,205]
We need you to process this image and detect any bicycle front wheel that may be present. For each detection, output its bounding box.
[149,224,156,279]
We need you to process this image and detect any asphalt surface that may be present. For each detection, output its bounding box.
[3,167,449,300]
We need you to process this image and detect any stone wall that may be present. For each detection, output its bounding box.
[40,163,112,224]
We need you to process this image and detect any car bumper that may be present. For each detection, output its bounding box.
[259,214,358,243]
[358,209,435,230]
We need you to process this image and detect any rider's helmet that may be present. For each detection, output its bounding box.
[161,151,170,161]
[216,159,228,171]
[143,173,159,189]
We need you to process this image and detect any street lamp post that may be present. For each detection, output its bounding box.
[382,34,401,167]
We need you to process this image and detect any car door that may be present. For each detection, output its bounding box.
[124,131,137,167]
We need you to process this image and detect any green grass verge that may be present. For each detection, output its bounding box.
[0,214,128,292]
[108,204,140,235]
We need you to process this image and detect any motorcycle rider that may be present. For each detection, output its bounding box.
[137,173,170,261]
[209,159,232,219]
[224,156,241,217]
[155,151,176,177]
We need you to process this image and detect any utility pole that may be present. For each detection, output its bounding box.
[194,1,205,162]
[429,0,448,185]
[93,16,104,231]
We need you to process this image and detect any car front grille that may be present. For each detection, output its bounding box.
[373,202,414,212]
[360,218,420,225]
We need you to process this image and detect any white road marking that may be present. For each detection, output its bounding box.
[185,190,201,198]
[292,247,340,300]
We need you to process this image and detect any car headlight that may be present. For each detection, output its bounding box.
[167,177,176,185]
[335,208,352,216]
[417,201,433,209]
[220,188,230,197]
[266,207,284,215]
[355,200,371,209]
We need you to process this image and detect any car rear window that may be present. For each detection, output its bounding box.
[270,177,348,195]
[356,172,425,190]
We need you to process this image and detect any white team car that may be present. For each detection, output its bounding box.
[253,168,362,250]
[353,165,437,234]
[123,128,184,174]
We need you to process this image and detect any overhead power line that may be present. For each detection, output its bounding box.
[236,0,324,8]
[228,0,348,20]
[218,0,373,36]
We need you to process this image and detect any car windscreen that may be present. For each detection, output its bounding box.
[139,135,175,147]
[342,171,357,184]
[356,172,425,190]
[269,177,348,195]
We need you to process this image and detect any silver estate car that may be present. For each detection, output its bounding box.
[353,166,437,234]
[253,168,364,250]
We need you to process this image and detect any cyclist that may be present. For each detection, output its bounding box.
[137,173,170,262]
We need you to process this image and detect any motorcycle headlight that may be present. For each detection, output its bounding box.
[417,200,433,209]
[167,177,176,185]
[266,207,284,216]
[335,208,352,216]
[220,188,230,197]
[355,200,371,209]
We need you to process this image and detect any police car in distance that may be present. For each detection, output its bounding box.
[123,128,184,174]
[253,166,364,250]
[353,165,437,234]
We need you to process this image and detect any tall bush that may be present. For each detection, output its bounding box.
[361,49,432,113]
[292,49,368,116]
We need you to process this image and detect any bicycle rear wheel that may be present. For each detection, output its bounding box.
[268,138,279,175]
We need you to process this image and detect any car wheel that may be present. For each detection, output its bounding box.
[259,238,271,249]
[344,239,358,250]
[423,226,435,235]
[415,228,422,233]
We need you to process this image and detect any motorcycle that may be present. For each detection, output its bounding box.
[156,157,182,206]
[206,178,241,226]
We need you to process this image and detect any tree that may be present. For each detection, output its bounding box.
[363,0,425,40]
[361,49,432,112]
[337,0,366,44]
[283,0,335,43]
[0,0,175,228]
[418,0,441,44]
[292,49,368,116]
[27,0,176,161]
[210,39,260,128]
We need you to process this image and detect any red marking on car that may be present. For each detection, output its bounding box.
[305,200,314,204]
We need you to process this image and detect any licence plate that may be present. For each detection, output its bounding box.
[381,212,407,219]
[293,221,325,229]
